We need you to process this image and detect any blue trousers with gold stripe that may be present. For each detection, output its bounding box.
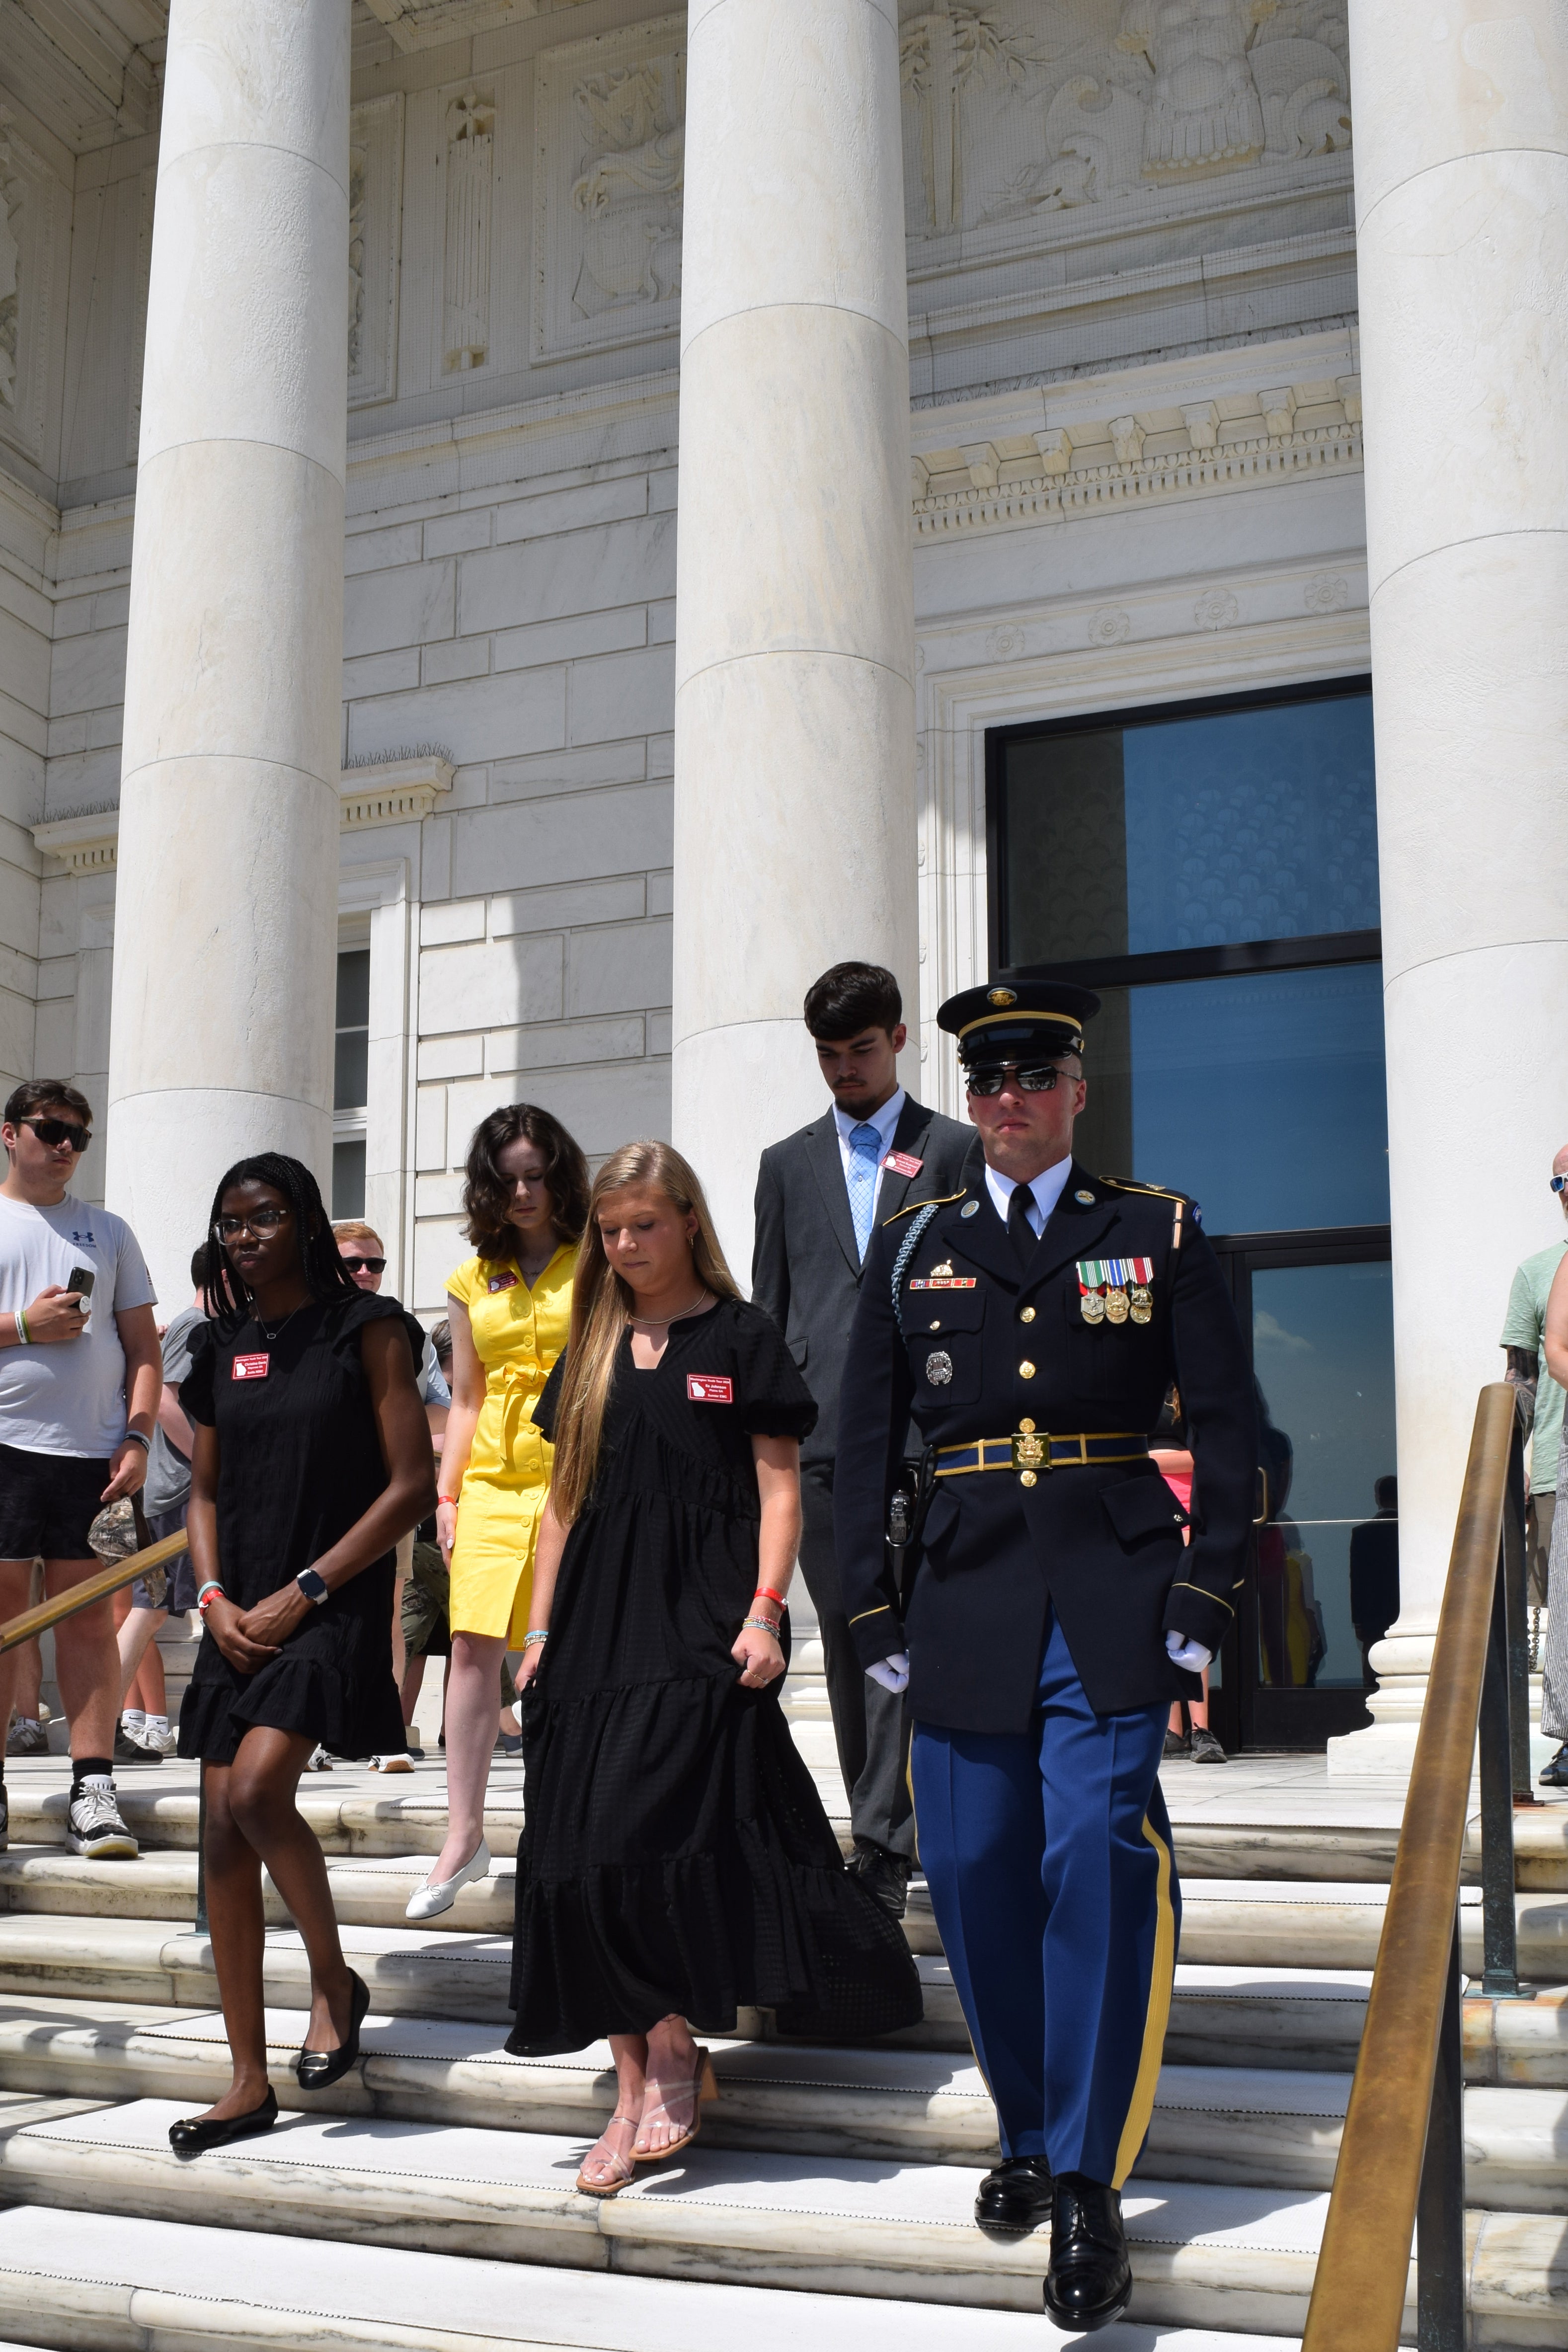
[911,1609,1178,2187]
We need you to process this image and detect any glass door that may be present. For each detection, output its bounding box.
[1205,1234,1397,1750]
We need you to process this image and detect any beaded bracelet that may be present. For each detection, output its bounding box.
[13,1307,28,1346]
[522,1629,550,1648]
[742,1617,783,1636]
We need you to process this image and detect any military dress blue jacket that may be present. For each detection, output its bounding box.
[833,1157,1258,1732]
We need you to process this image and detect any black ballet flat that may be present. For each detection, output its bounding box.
[168,2086,278,2157]
[295,1968,370,2090]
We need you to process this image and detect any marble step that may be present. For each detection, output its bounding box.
[6,2092,1563,2342]
[0,2201,1302,2352]
[0,1776,527,1860]
[0,2092,1355,2332]
[2,1994,1564,2209]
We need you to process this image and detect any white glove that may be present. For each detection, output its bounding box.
[1166,1631,1212,1673]
[866,1652,910,1694]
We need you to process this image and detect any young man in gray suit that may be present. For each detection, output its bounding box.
[752,962,973,1915]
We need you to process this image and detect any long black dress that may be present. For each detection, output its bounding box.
[507,1295,922,2053]
[177,1292,421,1767]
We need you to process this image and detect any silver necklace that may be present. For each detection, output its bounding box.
[255,1301,308,1343]
[628,1288,712,1329]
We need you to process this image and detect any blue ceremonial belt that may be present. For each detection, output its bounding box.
[934,1432,1149,1477]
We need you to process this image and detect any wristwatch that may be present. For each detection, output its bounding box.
[295,1567,330,1606]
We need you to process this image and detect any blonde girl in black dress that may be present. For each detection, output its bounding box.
[510,1142,920,2196]
[169,1154,435,2155]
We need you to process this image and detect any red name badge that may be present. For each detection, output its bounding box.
[882,1150,924,1178]
[687,1375,734,1405]
[488,1271,519,1293]
[232,1353,270,1381]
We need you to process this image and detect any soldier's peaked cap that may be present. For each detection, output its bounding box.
[938,974,1100,1066]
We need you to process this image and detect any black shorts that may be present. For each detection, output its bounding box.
[0,1444,111,1562]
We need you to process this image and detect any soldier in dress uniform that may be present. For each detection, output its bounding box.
[834,976,1256,2334]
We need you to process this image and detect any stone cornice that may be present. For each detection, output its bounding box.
[33,754,455,874]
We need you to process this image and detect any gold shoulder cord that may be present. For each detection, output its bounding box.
[882,1188,968,1228]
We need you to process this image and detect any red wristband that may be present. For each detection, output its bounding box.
[753,1585,787,1610]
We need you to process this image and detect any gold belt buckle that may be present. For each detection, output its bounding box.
[1012,1426,1049,1473]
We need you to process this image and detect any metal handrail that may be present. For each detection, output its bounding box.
[1302,1383,1531,2352]
[0,1526,191,1655]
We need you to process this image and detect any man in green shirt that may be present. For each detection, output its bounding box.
[1499,1145,1568,1626]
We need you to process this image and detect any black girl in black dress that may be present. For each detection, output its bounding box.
[169,1153,435,2156]
[508,1141,921,2196]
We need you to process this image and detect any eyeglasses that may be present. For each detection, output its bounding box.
[340,1255,386,1274]
[215,1206,292,1240]
[20,1116,90,1152]
[964,1064,1072,1098]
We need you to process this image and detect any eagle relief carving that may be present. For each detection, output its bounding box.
[898,0,1350,232]
[570,60,684,316]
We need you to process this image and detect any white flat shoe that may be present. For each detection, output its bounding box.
[404,1837,490,1921]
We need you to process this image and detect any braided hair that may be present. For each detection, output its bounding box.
[202,1153,362,1327]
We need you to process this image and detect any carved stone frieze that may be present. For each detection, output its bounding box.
[0,113,63,468]
[442,87,495,376]
[534,16,685,363]
[349,94,404,408]
[897,0,1350,236]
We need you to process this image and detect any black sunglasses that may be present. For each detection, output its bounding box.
[340,1255,386,1275]
[964,1064,1070,1098]
[20,1116,90,1152]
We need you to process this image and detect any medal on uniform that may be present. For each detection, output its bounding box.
[1078,1257,1153,1326]
[925,1350,953,1386]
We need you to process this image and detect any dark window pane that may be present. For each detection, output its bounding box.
[332,1139,366,1221]
[1072,963,1389,1234]
[1003,693,1379,963]
[333,1031,369,1111]
[1252,1261,1397,1690]
[336,948,371,1028]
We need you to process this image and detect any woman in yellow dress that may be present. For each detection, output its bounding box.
[406,1103,588,1919]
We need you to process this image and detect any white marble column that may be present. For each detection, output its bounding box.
[106,0,349,1301]
[1331,4,1568,1771]
[671,0,919,1276]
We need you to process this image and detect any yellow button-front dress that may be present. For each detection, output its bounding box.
[445,1242,577,1646]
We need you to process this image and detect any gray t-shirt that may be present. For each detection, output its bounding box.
[142,1304,207,1518]
[0,1190,157,1457]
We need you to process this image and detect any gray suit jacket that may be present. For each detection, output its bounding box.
[752,1095,975,1470]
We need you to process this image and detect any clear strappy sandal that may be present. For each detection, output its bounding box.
[632,2045,718,2165]
[575,2111,642,2198]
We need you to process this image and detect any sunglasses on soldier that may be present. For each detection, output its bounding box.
[964,1064,1071,1098]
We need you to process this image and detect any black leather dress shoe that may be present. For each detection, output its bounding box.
[975,2154,1053,2233]
[847,1840,912,1919]
[1540,1744,1568,1790]
[296,1969,370,2090]
[1043,2172,1133,2333]
[168,2087,278,2157]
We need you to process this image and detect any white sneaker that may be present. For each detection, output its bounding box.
[67,1781,138,1860]
[140,1721,178,1757]
[306,1745,333,1772]
[370,1752,414,1773]
[405,1838,490,1922]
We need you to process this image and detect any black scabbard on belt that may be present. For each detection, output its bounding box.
[934,1428,1149,1490]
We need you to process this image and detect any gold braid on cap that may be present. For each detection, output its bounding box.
[958,1008,1085,1047]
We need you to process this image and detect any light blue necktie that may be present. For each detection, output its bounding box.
[847,1123,882,1261]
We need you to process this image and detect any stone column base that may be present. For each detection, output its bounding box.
[1327,1630,1556,1777]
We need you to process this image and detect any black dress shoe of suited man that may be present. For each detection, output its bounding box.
[1540,1744,1568,1789]
[974,2154,1053,2233]
[1043,2172,1133,2333]
[847,1839,912,1919]
[168,2087,278,2157]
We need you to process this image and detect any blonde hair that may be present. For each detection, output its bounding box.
[549,1141,739,1523]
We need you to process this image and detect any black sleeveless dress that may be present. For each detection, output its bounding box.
[176,1292,421,1766]
[506,1296,922,2052]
